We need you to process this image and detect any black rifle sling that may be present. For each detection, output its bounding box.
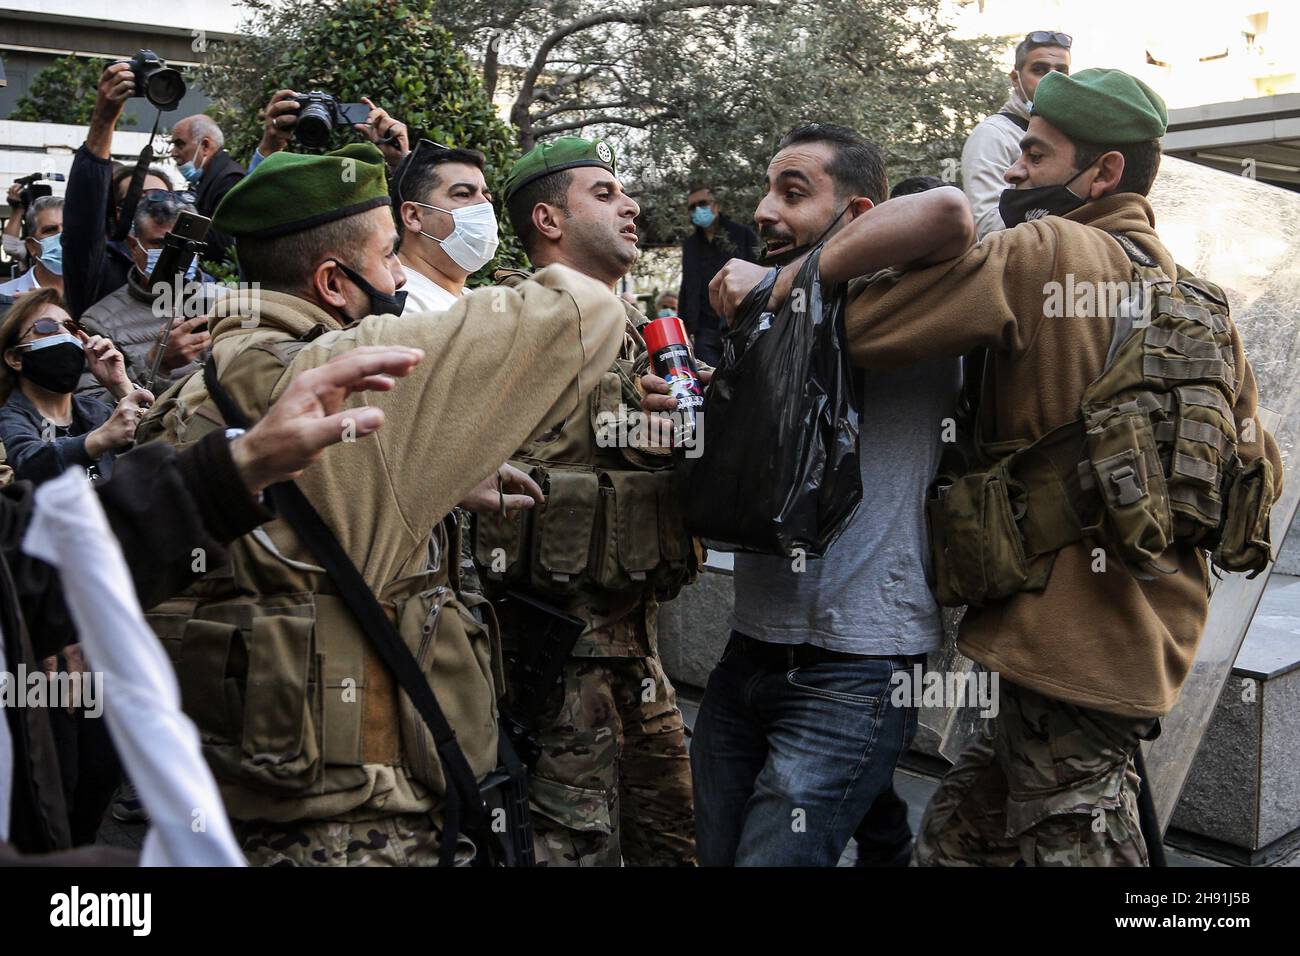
[202,358,487,866]
[112,110,162,242]
[996,111,1030,132]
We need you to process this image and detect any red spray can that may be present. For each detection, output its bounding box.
[643,315,704,440]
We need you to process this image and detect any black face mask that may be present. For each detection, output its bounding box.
[331,260,408,319]
[758,202,852,267]
[18,336,87,394]
[998,163,1094,227]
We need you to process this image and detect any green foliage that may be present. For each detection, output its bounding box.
[199,0,524,277]
[11,55,137,127]
[434,0,1009,245]
[619,0,1012,244]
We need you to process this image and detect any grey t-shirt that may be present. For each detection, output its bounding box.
[731,356,960,656]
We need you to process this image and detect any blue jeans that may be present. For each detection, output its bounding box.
[692,632,920,866]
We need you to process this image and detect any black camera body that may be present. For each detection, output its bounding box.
[10,172,64,209]
[118,49,186,111]
[292,92,370,148]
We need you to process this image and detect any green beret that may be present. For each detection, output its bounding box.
[1032,68,1168,144]
[502,137,617,204]
[213,142,391,238]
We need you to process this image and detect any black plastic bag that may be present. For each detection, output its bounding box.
[676,246,862,557]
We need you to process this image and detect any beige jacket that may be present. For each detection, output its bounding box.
[845,193,1283,718]
[143,263,626,821]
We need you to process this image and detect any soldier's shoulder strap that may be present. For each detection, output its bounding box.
[996,111,1030,132]
[1107,230,1158,269]
[244,322,330,368]
[493,268,531,289]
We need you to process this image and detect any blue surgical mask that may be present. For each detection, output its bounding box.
[691,205,716,229]
[139,242,198,282]
[657,308,676,318]
[31,233,63,276]
[178,160,203,185]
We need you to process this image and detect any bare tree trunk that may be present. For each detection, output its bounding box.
[483,30,502,101]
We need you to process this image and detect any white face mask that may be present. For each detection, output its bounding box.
[411,200,500,274]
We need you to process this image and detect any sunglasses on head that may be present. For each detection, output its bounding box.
[1025,31,1072,48]
[395,139,452,204]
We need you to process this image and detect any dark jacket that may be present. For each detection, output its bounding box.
[0,390,117,484]
[678,215,759,363]
[192,148,245,262]
[3,429,272,853]
[61,146,136,322]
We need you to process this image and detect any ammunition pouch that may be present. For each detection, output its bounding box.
[474,462,696,603]
[1213,454,1275,576]
[168,579,501,800]
[1081,406,1172,565]
[926,462,1029,608]
[393,584,502,797]
[925,238,1278,607]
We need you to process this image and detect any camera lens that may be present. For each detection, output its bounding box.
[144,67,186,111]
[296,101,334,149]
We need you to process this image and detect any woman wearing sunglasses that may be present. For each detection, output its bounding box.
[0,288,154,484]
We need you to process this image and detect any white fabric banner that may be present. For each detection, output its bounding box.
[22,469,245,866]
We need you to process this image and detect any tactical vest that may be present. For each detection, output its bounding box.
[926,233,1275,608]
[145,315,503,817]
[472,271,697,604]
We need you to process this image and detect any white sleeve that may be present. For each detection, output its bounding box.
[22,470,246,866]
[961,119,1021,241]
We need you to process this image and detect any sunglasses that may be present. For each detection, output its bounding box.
[13,317,78,349]
[687,199,713,211]
[1024,31,1072,48]
[395,139,452,204]
[141,188,196,206]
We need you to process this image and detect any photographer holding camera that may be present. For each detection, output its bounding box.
[74,193,212,405]
[4,184,30,270]
[251,89,411,171]
[62,61,184,321]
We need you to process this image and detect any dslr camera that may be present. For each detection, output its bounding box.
[117,49,186,111]
[292,92,370,149]
[9,171,65,209]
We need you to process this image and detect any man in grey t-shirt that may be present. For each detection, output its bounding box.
[648,124,962,866]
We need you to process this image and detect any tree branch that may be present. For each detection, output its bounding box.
[515,0,768,121]
[532,110,679,137]
[533,98,642,121]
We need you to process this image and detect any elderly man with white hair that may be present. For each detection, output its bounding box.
[169,114,246,261]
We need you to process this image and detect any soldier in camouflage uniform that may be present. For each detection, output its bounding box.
[139,143,629,867]
[912,680,1150,866]
[707,70,1282,866]
[477,138,697,866]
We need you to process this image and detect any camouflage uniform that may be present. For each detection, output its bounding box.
[914,679,1153,866]
[478,272,698,866]
[235,813,476,867]
[501,596,695,867]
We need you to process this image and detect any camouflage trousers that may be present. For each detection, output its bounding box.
[914,679,1155,867]
[528,654,696,866]
[235,812,476,867]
